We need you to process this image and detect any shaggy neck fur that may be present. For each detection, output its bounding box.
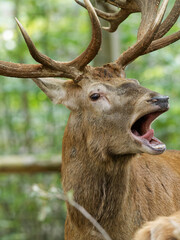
[61,112,137,237]
[62,112,180,240]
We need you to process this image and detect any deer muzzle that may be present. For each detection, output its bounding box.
[131,95,169,154]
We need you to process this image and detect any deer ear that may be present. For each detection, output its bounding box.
[32,78,79,110]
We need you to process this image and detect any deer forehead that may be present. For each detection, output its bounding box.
[85,78,139,96]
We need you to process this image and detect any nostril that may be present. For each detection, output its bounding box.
[151,96,169,103]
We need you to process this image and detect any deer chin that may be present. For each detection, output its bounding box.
[131,111,166,154]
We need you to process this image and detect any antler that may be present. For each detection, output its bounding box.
[100,0,179,70]
[0,0,102,82]
[115,0,180,68]
[115,0,168,67]
[75,0,140,32]
[76,0,180,70]
[0,0,179,79]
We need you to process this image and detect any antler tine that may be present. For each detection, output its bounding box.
[16,0,102,73]
[154,0,180,40]
[75,0,117,22]
[0,0,102,82]
[137,1,159,41]
[0,61,75,78]
[16,0,102,72]
[75,0,86,9]
[144,30,180,54]
[0,17,82,80]
[128,0,180,57]
[75,0,138,33]
[102,9,132,33]
[71,0,102,69]
[115,0,169,68]
[15,18,61,70]
[106,0,127,8]
[0,17,80,80]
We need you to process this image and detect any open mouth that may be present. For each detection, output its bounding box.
[131,111,166,153]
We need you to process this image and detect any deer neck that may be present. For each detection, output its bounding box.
[62,112,136,228]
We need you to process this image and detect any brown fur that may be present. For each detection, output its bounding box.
[62,142,180,240]
[60,73,180,240]
[32,69,180,240]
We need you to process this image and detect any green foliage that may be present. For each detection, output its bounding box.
[0,174,66,240]
[0,0,179,239]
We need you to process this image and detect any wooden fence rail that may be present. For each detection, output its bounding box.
[0,155,61,173]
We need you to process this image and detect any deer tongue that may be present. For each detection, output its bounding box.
[140,129,154,142]
[132,128,154,142]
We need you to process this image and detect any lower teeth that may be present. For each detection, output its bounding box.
[152,144,165,150]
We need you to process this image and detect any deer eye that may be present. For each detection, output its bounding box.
[90,93,100,101]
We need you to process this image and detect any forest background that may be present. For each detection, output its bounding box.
[0,0,179,239]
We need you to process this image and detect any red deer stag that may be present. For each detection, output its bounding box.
[0,0,180,240]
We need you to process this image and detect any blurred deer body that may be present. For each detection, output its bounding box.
[134,211,180,240]
[0,0,179,239]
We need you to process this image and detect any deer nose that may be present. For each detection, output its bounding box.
[151,95,169,109]
[151,95,169,102]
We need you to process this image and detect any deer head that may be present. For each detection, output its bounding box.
[0,0,179,158]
